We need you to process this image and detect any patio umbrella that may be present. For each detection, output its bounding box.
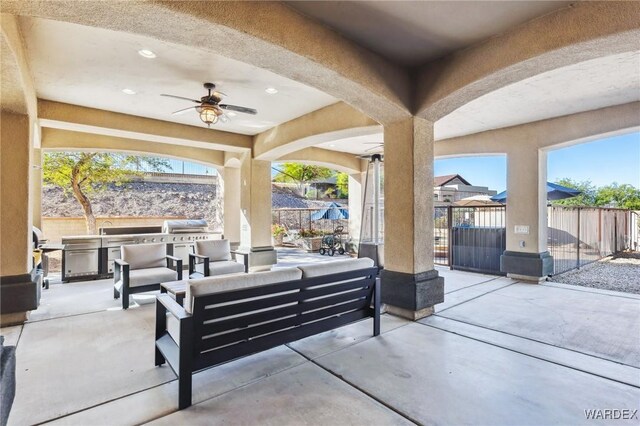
[453,195,503,207]
[490,182,582,203]
[310,202,349,220]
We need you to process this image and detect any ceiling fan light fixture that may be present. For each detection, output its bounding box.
[197,105,219,126]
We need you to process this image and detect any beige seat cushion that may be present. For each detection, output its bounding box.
[184,267,302,313]
[114,267,177,291]
[297,258,375,278]
[195,260,245,276]
[195,239,231,262]
[121,243,167,270]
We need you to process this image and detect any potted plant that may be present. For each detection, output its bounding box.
[297,228,323,252]
[272,224,286,246]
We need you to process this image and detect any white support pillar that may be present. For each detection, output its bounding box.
[500,146,553,282]
[347,172,365,249]
[222,165,241,247]
[380,117,444,320]
[238,155,276,271]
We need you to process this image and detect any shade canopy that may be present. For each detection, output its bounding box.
[311,202,349,220]
[490,182,582,203]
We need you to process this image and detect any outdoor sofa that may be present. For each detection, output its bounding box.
[155,257,379,409]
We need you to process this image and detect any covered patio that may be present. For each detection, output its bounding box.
[2,2,640,424]
[3,253,638,425]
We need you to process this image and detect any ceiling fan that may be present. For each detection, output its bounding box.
[161,82,257,127]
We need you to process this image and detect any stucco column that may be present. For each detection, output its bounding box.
[500,146,553,282]
[380,117,444,320]
[31,147,42,229]
[238,156,277,271]
[222,165,241,247]
[347,172,364,250]
[1,112,39,326]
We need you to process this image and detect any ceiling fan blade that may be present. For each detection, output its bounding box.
[365,145,384,152]
[161,94,200,103]
[219,104,257,115]
[214,91,227,98]
[172,106,198,115]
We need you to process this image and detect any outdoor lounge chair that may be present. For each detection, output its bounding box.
[188,239,246,277]
[114,243,182,309]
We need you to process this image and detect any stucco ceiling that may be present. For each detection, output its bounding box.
[18,17,337,136]
[321,51,640,153]
[286,1,571,66]
[436,51,640,140]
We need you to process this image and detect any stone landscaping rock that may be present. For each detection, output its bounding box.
[551,251,640,294]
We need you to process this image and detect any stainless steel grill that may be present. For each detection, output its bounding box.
[163,220,213,266]
[162,219,208,234]
[62,237,102,281]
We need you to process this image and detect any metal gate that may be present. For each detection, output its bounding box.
[434,206,506,275]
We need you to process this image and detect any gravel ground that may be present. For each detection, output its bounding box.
[550,251,640,294]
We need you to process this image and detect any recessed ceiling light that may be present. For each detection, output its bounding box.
[227,112,237,117]
[329,144,336,147]
[122,88,136,95]
[265,87,278,94]
[138,49,156,59]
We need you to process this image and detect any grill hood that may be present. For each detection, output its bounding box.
[162,219,208,234]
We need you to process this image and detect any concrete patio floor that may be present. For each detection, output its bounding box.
[2,251,639,425]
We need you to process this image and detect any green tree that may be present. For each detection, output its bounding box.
[335,172,349,198]
[273,163,334,197]
[595,183,640,209]
[551,178,597,206]
[43,152,169,234]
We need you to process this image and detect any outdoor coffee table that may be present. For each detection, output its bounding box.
[160,280,187,306]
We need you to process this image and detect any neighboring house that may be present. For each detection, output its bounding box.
[434,174,497,206]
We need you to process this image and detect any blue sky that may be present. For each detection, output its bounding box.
[435,132,640,192]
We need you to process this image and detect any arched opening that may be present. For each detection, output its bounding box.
[433,155,507,275]
[545,131,640,292]
[271,161,352,260]
[39,150,223,282]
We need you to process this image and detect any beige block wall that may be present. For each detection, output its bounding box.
[41,216,186,243]
[1,112,32,276]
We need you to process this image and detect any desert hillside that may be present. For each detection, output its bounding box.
[42,180,222,228]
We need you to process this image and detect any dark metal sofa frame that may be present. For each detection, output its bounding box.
[155,266,380,409]
[114,256,182,309]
